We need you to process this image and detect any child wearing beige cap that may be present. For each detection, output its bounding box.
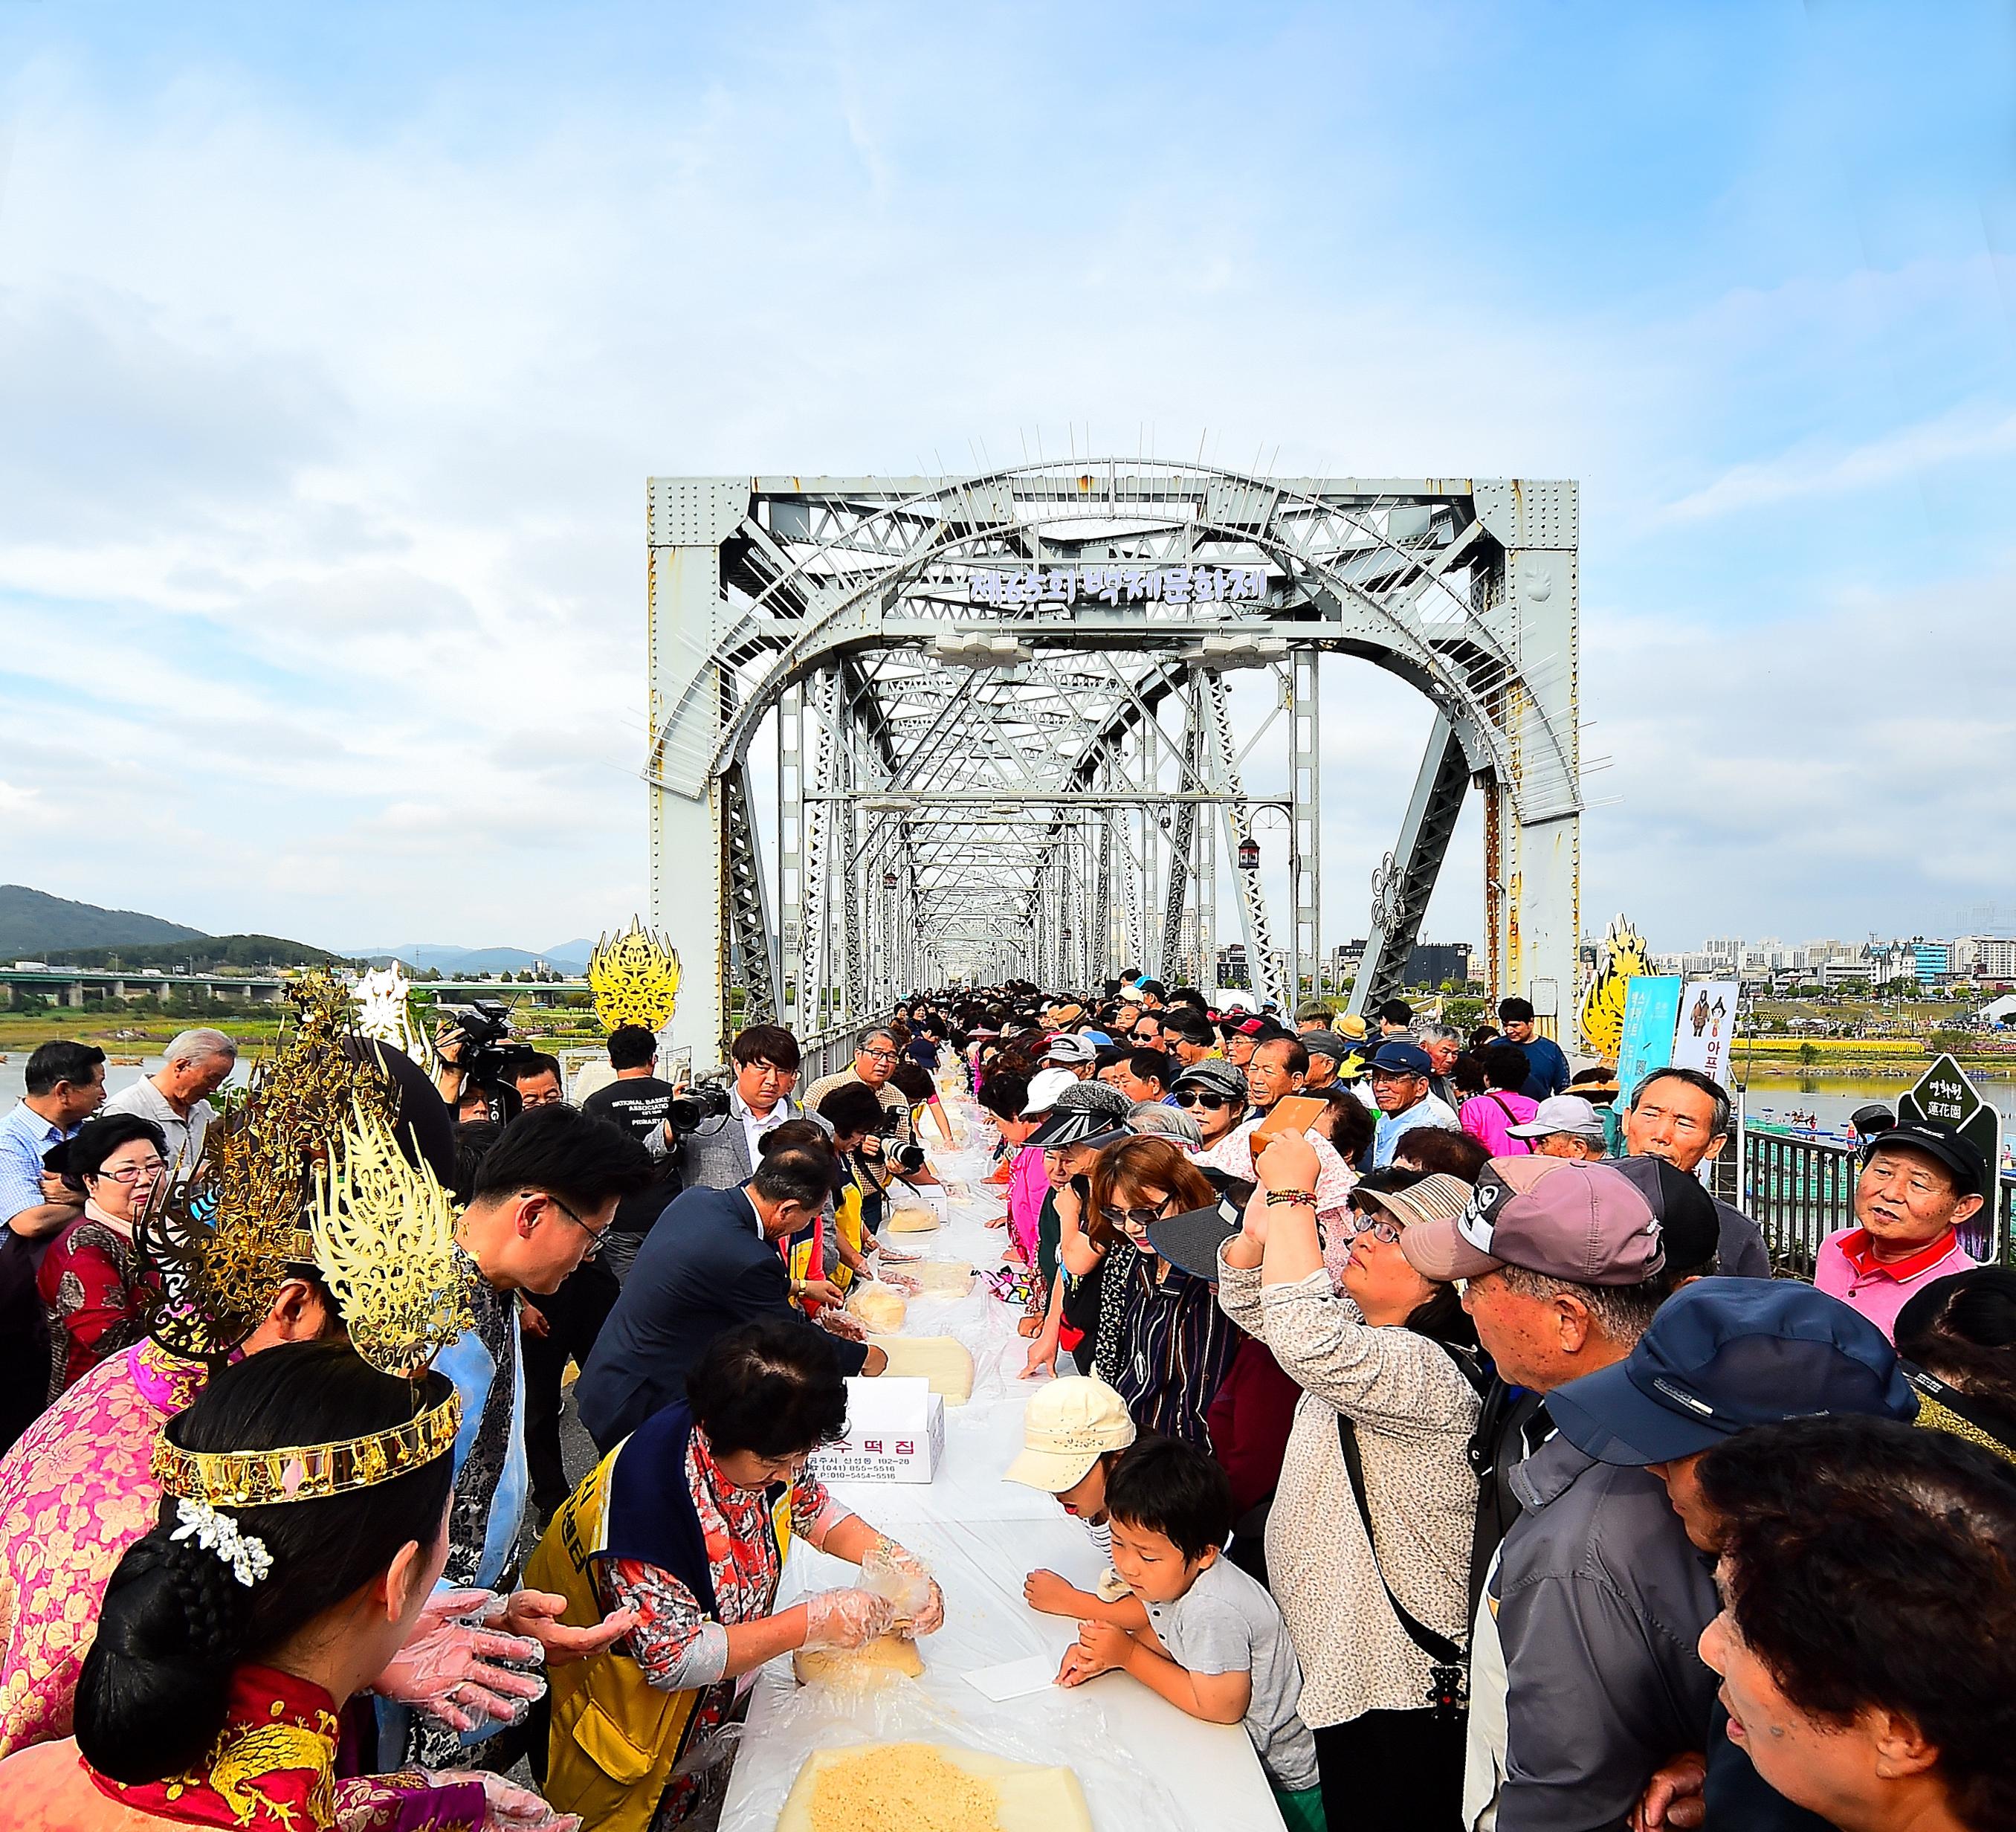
[1006,1375,1141,1623]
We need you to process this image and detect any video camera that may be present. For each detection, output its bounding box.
[437,1001,540,1123]
[666,1078,733,1135]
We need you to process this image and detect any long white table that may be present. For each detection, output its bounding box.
[717,1108,1282,1831]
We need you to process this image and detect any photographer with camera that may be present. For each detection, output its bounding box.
[432,999,542,1126]
[579,1024,685,1283]
[678,1024,809,1192]
[804,1029,939,1231]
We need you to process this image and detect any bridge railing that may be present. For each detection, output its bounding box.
[1739,1129,2014,1276]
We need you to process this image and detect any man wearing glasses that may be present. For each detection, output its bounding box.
[805,1029,914,1146]
[439,1103,656,1604]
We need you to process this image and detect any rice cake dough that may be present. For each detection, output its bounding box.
[907,1261,976,1297]
[874,1334,975,1404]
[885,1203,941,1233]
[791,1633,925,1686]
[847,1284,908,1334]
[778,1741,1093,1832]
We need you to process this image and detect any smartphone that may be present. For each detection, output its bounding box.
[1250,1094,1328,1158]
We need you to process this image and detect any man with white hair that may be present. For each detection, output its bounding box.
[102,1027,236,1175]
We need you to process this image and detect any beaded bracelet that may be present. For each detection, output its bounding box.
[1263,1189,1317,1207]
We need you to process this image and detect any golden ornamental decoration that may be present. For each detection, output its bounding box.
[152,1388,463,1507]
[587,917,682,1032]
[311,1104,474,1377]
[1578,914,1652,1062]
[139,971,399,1361]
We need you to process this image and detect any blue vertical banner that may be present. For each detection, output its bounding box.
[1615,975,1684,1105]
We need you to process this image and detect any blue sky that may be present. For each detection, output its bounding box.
[2,1,2012,956]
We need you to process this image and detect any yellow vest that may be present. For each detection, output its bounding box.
[830,1182,866,1291]
[524,1440,793,1832]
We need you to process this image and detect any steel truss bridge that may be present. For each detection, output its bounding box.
[645,463,1581,1065]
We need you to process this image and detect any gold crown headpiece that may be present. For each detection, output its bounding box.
[138,971,401,1361]
[311,1104,474,1377]
[152,1387,463,1508]
[588,917,682,1033]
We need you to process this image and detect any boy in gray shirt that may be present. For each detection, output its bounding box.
[1058,1439,1324,1831]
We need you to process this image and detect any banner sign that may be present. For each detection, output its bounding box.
[1671,979,1740,1085]
[1615,975,1684,1103]
[967,565,1267,610]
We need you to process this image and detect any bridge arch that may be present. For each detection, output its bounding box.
[644,462,1580,1064]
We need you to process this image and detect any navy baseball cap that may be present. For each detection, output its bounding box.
[1366,1040,1433,1078]
[1549,1276,1918,1465]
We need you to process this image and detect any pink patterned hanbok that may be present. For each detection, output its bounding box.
[0,1339,207,1759]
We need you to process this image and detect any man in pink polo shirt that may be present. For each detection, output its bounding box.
[1814,1117,1988,1340]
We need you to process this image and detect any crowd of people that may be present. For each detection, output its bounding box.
[0,971,2008,1832]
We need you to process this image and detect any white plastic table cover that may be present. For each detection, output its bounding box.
[717,1103,1282,1831]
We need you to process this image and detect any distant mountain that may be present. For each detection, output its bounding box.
[0,885,204,958]
[46,935,340,971]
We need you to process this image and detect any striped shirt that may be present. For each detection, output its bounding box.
[1094,1243,1242,1449]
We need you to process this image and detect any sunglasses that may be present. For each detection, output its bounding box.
[1101,1199,1178,1233]
[1173,1090,1235,1111]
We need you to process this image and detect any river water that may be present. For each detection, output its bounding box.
[1736,1071,2016,1132]
[0,1056,253,1107]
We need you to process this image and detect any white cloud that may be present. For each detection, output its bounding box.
[1659,401,2016,523]
[0,28,2011,962]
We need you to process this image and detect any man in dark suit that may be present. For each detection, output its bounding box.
[575,1146,886,1451]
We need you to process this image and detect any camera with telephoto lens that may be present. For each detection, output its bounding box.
[666,1078,733,1134]
[873,1113,926,1175]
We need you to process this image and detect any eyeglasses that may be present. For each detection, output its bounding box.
[92,1158,167,1184]
[1173,1090,1235,1111]
[1101,1197,1178,1234]
[547,1193,613,1258]
[859,1048,899,1063]
[1345,1213,1404,1246]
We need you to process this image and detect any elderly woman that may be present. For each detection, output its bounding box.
[37,1114,167,1399]
[1086,1135,1242,1446]
[528,1318,944,1832]
[1697,1417,2016,1832]
[1218,1132,1483,1832]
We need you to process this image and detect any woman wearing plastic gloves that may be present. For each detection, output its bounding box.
[526,1318,944,1832]
[0,1340,575,1831]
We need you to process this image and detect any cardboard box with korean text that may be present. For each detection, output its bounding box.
[805,1376,944,1484]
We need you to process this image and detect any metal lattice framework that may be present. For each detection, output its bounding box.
[646,464,1581,1065]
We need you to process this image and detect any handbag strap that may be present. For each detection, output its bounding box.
[1334,1348,1473,1668]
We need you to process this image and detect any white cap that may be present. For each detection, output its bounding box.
[1506,1094,1608,1143]
[1024,1066,1079,1114]
[1004,1375,1137,1491]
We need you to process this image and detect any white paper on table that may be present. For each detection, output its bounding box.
[963,1654,1060,1703]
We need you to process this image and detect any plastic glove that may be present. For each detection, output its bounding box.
[862,1540,944,1636]
[818,1307,868,1343]
[374,1590,546,1731]
[424,1769,581,1832]
[493,1589,638,1665]
[378,1624,546,1730]
[801,1586,897,1650]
